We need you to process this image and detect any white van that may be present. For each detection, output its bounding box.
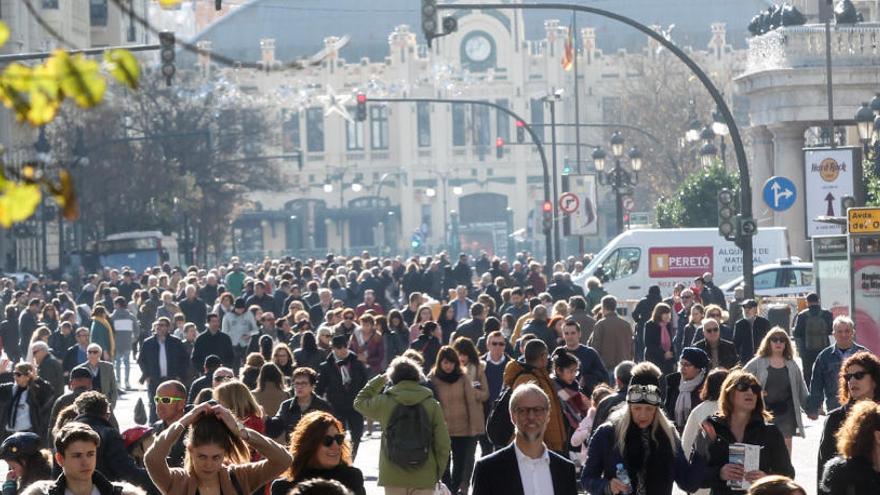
[576,227,791,302]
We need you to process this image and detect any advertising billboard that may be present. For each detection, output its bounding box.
[803,147,861,238]
[852,256,880,353]
[648,246,713,278]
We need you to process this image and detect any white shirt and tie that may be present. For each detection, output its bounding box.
[513,442,554,494]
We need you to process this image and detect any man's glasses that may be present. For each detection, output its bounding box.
[155,396,184,404]
[87,350,100,354]
[514,406,548,417]
[844,371,868,382]
[734,382,762,394]
[321,434,345,447]
[293,381,311,387]
[704,327,719,333]
[343,316,354,321]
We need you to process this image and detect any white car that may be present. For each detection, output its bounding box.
[719,260,814,298]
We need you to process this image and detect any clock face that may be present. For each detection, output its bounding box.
[464,34,492,63]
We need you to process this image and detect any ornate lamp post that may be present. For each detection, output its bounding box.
[593,131,642,234]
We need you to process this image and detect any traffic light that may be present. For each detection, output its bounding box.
[159,31,176,87]
[215,0,222,10]
[411,231,424,249]
[355,93,367,122]
[516,120,525,143]
[421,0,438,46]
[496,137,504,159]
[717,188,735,241]
[562,163,572,174]
[542,201,553,233]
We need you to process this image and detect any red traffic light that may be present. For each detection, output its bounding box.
[356,93,367,104]
[496,137,504,147]
[515,120,524,127]
[542,201,553,212]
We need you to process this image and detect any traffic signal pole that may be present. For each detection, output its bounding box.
[433,2,755,297]
[367,97,555,274]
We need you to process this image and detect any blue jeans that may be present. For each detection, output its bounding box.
[114,331,132,385]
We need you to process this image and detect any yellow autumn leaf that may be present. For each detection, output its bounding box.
[158,0,183,8]
[49,51,106,109]
[52,169,79,221]
[26,89,59,126]
[104,49,140,90]
[0,22,9,48]
[0,181,41,228]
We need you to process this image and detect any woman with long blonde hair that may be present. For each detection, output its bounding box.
[214,380,266,460]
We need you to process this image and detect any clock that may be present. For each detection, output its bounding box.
[464,34,492,63]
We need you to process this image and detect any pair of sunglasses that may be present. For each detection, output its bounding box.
[844,371,868,382]
[734,382,762,394]
[321,434,345,447]
[154,396,184,405]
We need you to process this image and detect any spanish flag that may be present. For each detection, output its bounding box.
[561,22,574,71]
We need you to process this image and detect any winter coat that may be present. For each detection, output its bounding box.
[353,375,451,489]
[806,344,867,414]
[410,334,441,373]
[74,413,152,490]
[700,415,794,494]
[252,384,289,418]
[743,357,809,437]
[315,351,368,413]
[820,456,880,495]
[270,465,365,495]
[428,371,485,437]
[20,473,145,495]
[265,393,333,440]
[817,403,851,494]
[693,338,740,370]
[582,421,704,495]
[190,329,236,371]
[520,319,559,352]
[588,314,633,369]
[644,320,676,374]
[89,317,115,360]
[502,359,567,453]
[0,379,55,443]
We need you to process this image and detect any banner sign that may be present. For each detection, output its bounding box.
[648,246,713,278]
[562,174,598,236]
[804,147,861,238]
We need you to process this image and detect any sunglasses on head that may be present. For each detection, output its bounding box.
[154,396,184,404]
[844,371,868,382]
[321,434,345,447]
[734,381,762,394]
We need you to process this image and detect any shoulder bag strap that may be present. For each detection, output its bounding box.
[229,470,246,495]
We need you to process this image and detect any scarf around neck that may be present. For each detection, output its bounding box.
[674,369,706,427]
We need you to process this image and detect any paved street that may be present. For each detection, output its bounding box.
[0,358,822,494]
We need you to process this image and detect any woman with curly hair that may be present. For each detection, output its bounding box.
[145,402,290,495]
[816,350,880,494]
[819,400,880,494]
[270,411,365,495]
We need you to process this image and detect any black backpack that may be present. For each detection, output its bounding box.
[486,370,530,447]
[385,401,432,469]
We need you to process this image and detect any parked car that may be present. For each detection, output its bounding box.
[719,259,814,298]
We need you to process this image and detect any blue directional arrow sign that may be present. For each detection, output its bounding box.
[762,176,797,212]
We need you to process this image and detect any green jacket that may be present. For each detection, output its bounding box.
[354,375,450,489]
[225,270,245,298]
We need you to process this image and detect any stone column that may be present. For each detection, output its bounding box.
[770,124,809,259]
[749,125,774,226]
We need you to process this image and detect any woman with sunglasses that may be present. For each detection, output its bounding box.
[743,328,809,453]
[145,401,291,495]
[270,411,365,495]
[816,351,880,494]
[582,362,704,495]
[698,370,794,494]
[819,400,880,495]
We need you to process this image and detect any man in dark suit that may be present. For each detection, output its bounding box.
[137,316,188,423]
[732,299,771,363]
[471,382,577,495]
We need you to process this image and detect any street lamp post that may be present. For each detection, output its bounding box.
[855,100,880,177]
[593,131,642,235]
[33,128,52,275]
[542,89,564,262]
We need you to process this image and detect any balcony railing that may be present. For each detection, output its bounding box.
[745,23,880,74]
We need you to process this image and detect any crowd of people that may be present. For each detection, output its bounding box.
[0,251,873,495]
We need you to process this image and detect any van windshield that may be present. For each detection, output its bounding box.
[595,247,641,282]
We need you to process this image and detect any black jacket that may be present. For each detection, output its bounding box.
[471,443,577,495]
[245,293,276,314]
[821,456,880,495]
[315,352,368,413]
[137,335,188,382]
[73,413,153,491]
[265,393,333,440]
[410,334,441,373]
[178,298,207,332]
[701,282,727,309]
[452,318,484,344]
[270,464,365,495]
[664,371,704,429]
[701,415,794,494]
[0,378,55,442]
[20,471,142,495]
[693,338,740,370]
[48,330,75,362]
[644,320,676,374]
[62,345,87,375]
[733,316,771,363]
[191,329,235,370]
[817,403,851,495]
[521,319,558,353]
